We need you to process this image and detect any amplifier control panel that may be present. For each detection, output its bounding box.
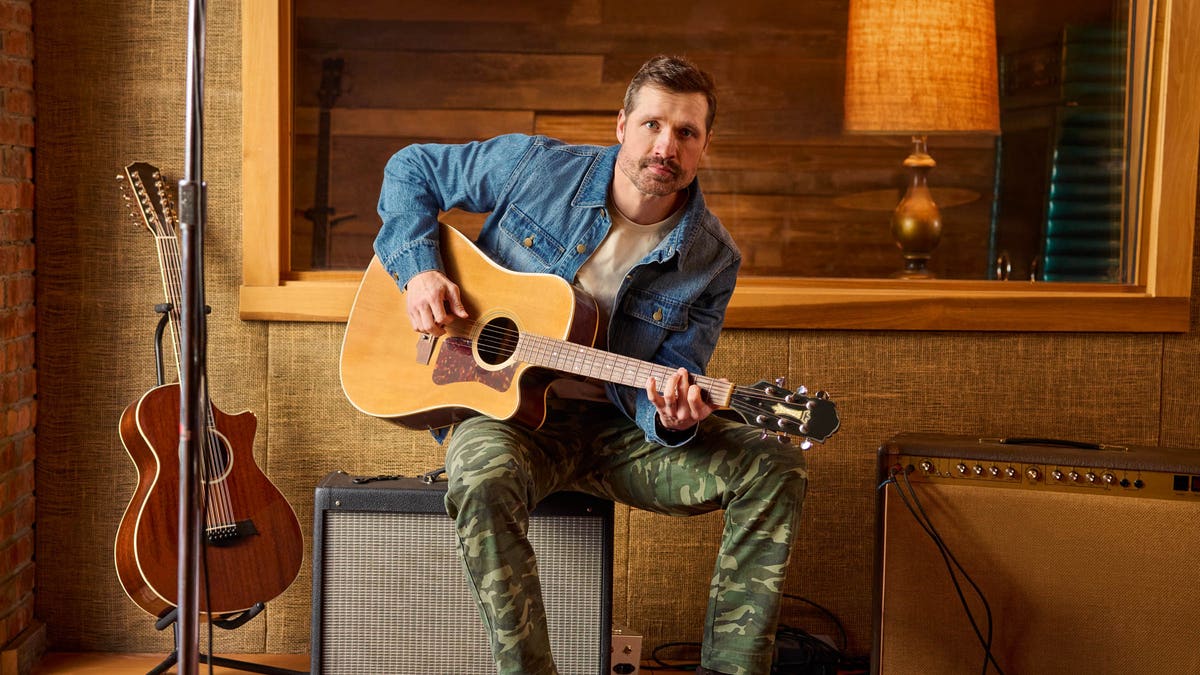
[889,454,1200,502]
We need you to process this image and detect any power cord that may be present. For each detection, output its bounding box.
[642,641,700,671]
[880,465,1007,675]
[641,594,868,673]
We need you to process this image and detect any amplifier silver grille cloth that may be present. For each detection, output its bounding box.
[318,510,604,674]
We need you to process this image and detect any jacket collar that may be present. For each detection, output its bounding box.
[574,144,707,267]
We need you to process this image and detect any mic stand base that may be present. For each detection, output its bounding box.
[146,605,308,675]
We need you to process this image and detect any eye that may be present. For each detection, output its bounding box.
[644,120,659,130]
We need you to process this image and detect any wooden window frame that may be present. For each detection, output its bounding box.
[240,0,1198,331]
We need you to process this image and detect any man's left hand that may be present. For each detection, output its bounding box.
[647,367,717,431]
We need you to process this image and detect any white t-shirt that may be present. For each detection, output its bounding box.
[551,193,684,401]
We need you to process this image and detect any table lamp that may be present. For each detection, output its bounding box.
[844,0,1001,278]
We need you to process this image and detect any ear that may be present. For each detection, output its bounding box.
[616,109,627,144]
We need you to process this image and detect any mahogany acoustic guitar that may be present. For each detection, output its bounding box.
[340,223,840,446]
[114,162,303,618]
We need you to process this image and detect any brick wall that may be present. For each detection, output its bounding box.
[0,0,35,659]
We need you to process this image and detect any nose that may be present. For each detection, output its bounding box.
[653,128,677,157]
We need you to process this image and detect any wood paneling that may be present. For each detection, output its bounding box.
[291,3,997,279]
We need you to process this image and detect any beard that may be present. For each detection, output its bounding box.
[618,154,689,197]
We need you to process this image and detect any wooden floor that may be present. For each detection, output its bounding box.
[31,652,698,674]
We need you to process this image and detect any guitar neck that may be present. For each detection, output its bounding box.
[513,333,733,407]
[153,234,186,377]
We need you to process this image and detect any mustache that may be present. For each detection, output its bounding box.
[640,157,681,175]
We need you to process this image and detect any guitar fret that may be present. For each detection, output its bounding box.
[508,324,733,406]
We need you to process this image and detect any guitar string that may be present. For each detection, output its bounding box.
[452,321,822,410]
[155,217,238,530]
[431,318,830,425]
[437,319,732,396]
[159,236,238,529]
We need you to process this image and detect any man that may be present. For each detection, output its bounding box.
[374,55,807,675]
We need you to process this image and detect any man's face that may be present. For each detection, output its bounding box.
[615,85,711,199]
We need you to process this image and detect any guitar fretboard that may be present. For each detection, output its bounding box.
[513,333,733,407]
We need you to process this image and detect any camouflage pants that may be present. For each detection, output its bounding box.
[443,398,808,675]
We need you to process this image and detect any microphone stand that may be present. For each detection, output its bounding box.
[177,1,208,672]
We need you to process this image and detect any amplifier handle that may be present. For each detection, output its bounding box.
[999,437,1102,450]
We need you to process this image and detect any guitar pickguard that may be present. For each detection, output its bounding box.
[431,336,516,392]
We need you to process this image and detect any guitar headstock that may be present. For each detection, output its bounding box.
[120,161,177,238]
[730,380,841,448]
[318,57,344,109]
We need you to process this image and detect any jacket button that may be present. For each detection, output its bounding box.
[576,244,587,254]
[523,236,534,247]
[653,308,663,321]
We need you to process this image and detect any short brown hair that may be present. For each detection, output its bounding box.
[623,55,718,132]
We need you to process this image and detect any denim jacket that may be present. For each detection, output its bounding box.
[374,133,741,446]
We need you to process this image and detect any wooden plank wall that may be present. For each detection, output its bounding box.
[290,0,999,280]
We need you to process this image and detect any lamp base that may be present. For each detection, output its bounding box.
[891,258,937,279]
[891,136,942,278]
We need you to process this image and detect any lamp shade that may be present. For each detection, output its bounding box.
[844,0,1001,135]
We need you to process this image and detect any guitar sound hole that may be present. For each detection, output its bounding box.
[477,317,519,366]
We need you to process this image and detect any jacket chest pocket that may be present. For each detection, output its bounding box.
[497,204,566,271]
[621,288,689,332]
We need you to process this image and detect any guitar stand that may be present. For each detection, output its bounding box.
[146,605,307,675]
[145,304,306,675]
[152,302,209,387]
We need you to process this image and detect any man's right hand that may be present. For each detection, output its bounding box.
[404,270,469,336]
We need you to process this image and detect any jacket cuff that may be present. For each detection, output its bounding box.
[380,238,442,290]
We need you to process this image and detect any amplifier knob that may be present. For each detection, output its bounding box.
[1068,470,1081,482]
[989,466,1001,477]
[1103,473,1117,485]
[1051,469,1064,481]
[973,465,985,476]
[919,460,935,473]
[1005,466,1017,478]
[1026,467,1041,482]
[1086,472,1098,484]
[956,463,969,475]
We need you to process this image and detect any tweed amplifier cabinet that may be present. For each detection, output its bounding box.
[873,433,1200,675]
[311,471,613,674]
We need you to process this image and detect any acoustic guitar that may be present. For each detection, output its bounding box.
[340,223,840,446]
[114,162,303,618]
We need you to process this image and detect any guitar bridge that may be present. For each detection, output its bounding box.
[206,519,259,546]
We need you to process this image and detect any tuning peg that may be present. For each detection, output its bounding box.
[800,440,813,451]
[797,385,807,395]
[760,430,769,441]
[816,390,829,400]
[776,434,789,444]
[774,376,786,388]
